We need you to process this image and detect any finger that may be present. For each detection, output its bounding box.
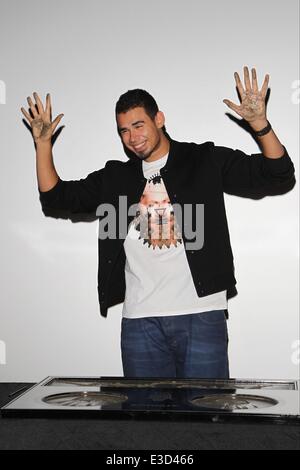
[243,66,251,91]
[260,74,270,98]
[27,96,38,117]
[251,68,259,93]
[45,93,51,120]
[21,107,33,123]
[234,72,245,100]
[33,92,45,115]
[223,99,242,114]
[51,113,64,133]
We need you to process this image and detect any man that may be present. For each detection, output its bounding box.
[21,66,295,378]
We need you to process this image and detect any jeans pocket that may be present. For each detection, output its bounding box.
[196,309,226,326]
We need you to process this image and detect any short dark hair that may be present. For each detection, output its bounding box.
[115,88,168,136]
[115,89,159,119]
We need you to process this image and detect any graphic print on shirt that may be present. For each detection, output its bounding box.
[131,172,182,250]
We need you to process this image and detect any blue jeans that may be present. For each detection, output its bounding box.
[121,310,229,378]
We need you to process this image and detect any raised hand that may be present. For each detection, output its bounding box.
[21,93,64,143]
[223,66,269,124]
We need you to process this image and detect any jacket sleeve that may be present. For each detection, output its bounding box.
[209,143,295,192]
[38,168,104,214]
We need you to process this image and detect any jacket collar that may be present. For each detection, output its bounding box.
[125,138,180,176]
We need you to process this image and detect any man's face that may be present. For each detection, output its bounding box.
[116,106,165,160]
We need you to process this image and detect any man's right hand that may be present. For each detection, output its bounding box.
[21,92,64,143]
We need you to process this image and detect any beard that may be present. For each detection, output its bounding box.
[135,135,161,161]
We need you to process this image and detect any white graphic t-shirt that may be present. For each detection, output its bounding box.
[122,153,227,318]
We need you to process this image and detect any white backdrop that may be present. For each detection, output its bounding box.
[0,0,299,382]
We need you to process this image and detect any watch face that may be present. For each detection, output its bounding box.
[190,394,278,411]
[42,392,128,407]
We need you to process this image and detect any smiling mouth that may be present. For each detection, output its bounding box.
[133,142,146,151]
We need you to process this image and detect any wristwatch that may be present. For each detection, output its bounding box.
[254,120,272,137]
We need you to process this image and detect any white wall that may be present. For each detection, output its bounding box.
[0,0,298,382]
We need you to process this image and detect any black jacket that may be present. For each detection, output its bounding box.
[39,139,295,317]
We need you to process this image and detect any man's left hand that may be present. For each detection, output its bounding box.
[223,66,269,126]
